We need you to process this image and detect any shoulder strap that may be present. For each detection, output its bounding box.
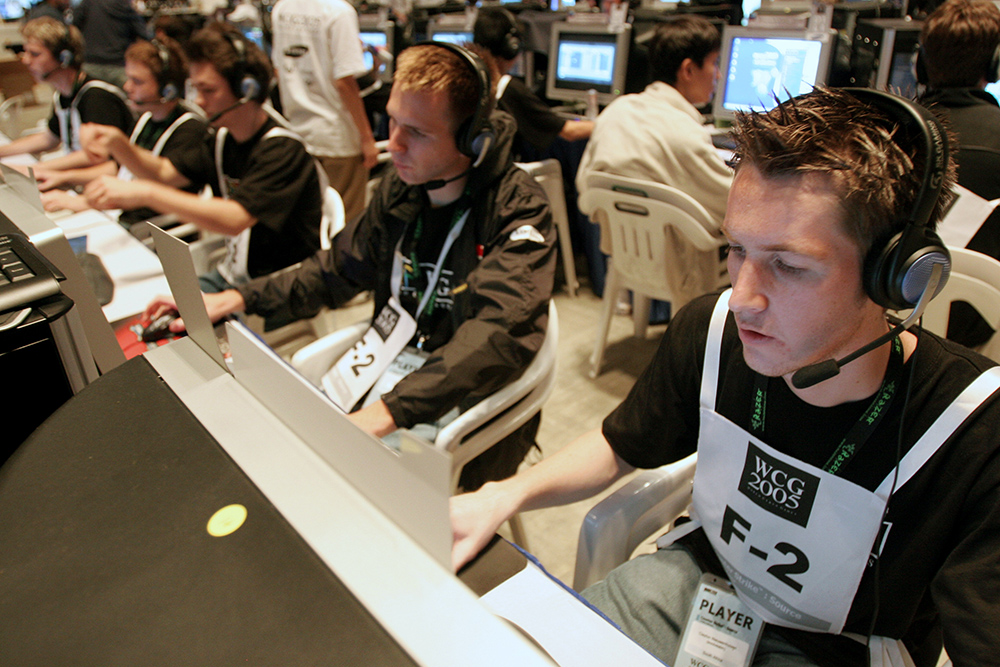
[700,290,732,411]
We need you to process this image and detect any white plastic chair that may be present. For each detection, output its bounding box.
[573,453,696,591]
[291,300,559,493]
[516,159,580,297]
[579,173,729,377]
[918,247,1000,363]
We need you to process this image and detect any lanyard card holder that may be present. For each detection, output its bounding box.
[675,573,763,667]
[321,296,417,411]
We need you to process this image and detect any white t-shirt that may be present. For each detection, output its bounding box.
[271,0,367,158]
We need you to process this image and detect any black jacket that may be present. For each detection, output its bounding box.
[237,111,556,429]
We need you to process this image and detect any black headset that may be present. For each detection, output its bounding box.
[476,7,522,61]
[843,88,952,311]
[913,42,1000,87]
[52,22,76,69]
[221,30,262,102]
[418,41,495,167]
[152,39,180,102]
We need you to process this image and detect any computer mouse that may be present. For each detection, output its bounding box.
[141,313,178,343]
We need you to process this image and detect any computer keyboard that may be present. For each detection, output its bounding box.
[0,233,63,315]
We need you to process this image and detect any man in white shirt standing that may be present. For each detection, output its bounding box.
[271,0,378,221]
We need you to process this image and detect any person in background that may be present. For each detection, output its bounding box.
[0,18,133,168]
[576,15,733,311]
[22,0,69,24]
[270,0,378,221]
[80,22,324,296]
[917,0,1000,348]
[37,37,207,225]
[452,87,1000,667]
[72,0,149,88]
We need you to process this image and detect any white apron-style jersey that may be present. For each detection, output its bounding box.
[682,289,1000,658]
[117,110,200,181]
[53,80,129,152]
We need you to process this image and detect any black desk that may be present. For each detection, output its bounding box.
[0,356,416,665]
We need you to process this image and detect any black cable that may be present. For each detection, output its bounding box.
[865,322,920,665]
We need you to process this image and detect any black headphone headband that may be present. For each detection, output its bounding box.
[151,39,180,101]
[840,87,952,310]
[415,41,495,166]
[220,30,262,102]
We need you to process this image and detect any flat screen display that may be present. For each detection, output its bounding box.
[719,34,827,114]
[429,31,472,46]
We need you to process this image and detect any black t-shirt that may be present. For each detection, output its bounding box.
[498,77,566,156]
[48,76,134,147]
[119,108,208,227]
[603,292,1000,667]
[167,116,323,279]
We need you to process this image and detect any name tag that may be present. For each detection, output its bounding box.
[675,574,763,667]
[321,297,417,410]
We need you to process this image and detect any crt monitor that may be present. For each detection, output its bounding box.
[712,26,835,123]
[546,22,631,107]
[358,20,394,80]
[426,28,473,46]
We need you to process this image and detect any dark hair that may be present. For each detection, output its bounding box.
[921,0,1000,88]
[732,87,956,262]
[153,15,195,47]
[647,15,721,85]
[473,7,519,60]
[185,22,272,102]
[126,37,187,95]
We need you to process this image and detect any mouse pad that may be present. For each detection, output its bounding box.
[114,313,184,359]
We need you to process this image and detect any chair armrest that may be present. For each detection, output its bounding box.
[573,454,697,591]
[290,320,370,386]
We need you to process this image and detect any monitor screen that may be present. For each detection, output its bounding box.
[360,30,388,70]
[986,81,1000,104]
[713,27,835,122]
[0,0,31,21]
[428,30,473,46]
[546,23,631,106]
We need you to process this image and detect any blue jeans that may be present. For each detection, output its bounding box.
[582,546,819,667]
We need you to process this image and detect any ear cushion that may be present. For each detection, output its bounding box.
[865,226,951,310]
[58,48,73,68]
[161,82,180,102]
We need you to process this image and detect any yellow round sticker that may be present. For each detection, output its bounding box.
[207,504,248,537]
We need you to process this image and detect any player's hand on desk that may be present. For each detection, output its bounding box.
[145,289,247,334]
[347,399,398,439]
[40,190,88,213]
[32,166,66,191]
[80,123,125,164]
[84,175,141,210]
[450,483,518,572]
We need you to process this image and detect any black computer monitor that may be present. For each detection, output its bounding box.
[712,26,836,123]
[849,19,921,99]
[545,22,631,106]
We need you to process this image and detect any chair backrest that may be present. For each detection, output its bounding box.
[580,172,727,302]
[517,159,569,231]
[920,246,1000,338]
[435,300,559,490]
[320,186,346,250]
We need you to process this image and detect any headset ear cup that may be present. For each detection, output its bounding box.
[865,228,952,310]
[240,75,261,101]
[161,82,179,102]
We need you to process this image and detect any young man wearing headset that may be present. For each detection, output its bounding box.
[148,43,557,490]
[452,87,1000,666]
[81,22,324,293]
[36,37,208,223]
[0,17,133,167]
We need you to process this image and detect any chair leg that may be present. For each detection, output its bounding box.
[589,262,621,378]
[632,294,650,339]
[507,514,529,551]
[556,215,579,298]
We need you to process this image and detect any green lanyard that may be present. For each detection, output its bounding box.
[749,337,903,476]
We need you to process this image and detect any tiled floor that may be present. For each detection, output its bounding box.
[272,286,666,587]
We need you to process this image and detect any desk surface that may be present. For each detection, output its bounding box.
[0,356,416,666]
